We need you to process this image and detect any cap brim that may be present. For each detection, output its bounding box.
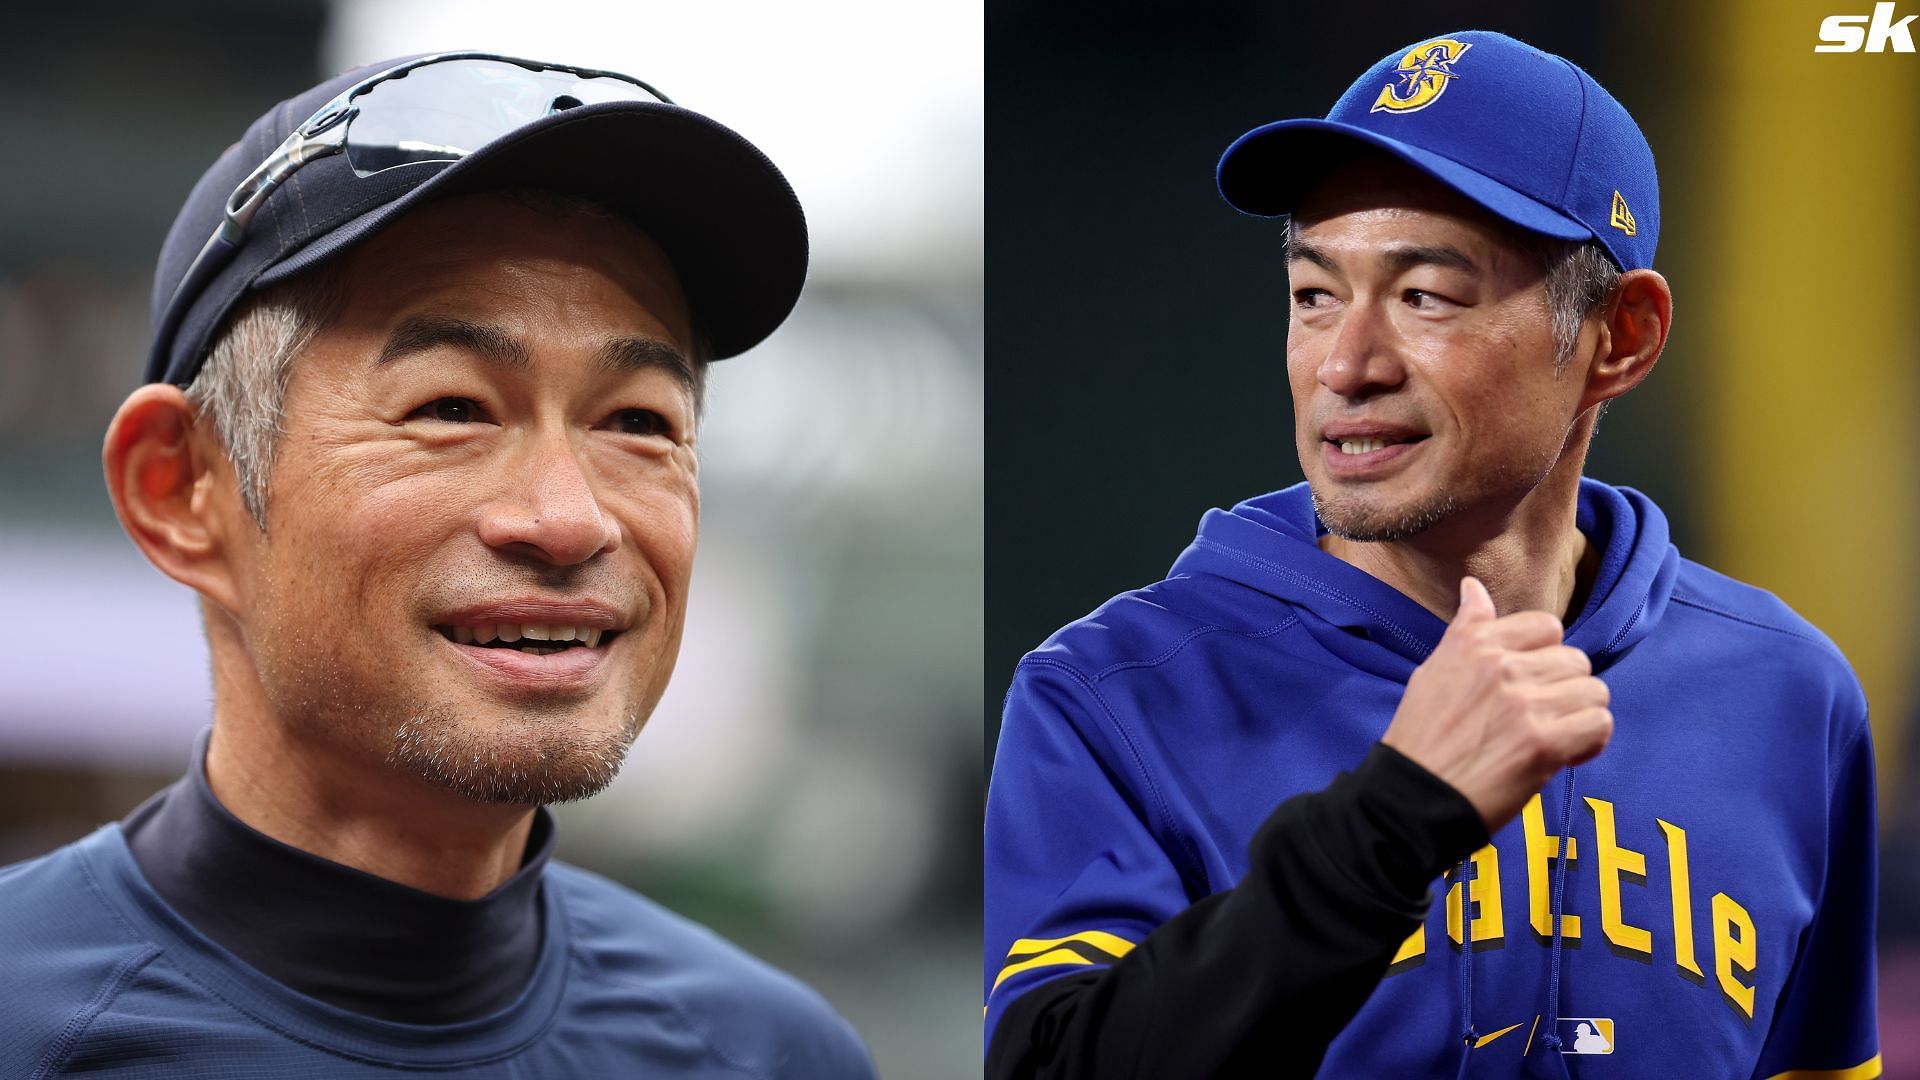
[1217,118,1592,243]
[257,99,807,360]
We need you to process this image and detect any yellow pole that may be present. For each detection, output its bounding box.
[1690,0,1919,807]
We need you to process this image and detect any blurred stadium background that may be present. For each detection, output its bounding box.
[0,2,980,1077]
[987,0,1920,1070]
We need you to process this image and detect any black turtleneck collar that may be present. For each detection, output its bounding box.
[121,730,554,1025]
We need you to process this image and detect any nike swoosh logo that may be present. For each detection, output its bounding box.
[1474,1021,1528,1049]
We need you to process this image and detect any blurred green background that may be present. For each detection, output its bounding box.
[0,2,980,1077]
[986,0,1920,1069]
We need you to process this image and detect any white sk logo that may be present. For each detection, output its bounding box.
[1817,2,1918,51]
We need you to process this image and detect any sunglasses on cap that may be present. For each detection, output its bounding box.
[146,51,673,385]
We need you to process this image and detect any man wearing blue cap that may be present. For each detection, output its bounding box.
[986,32,1878,1080]
[0,54,873,1077]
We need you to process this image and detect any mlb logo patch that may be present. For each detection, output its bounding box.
[1558,1017,1615,1055]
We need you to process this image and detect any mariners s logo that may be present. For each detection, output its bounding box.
[1372,38,1471,114]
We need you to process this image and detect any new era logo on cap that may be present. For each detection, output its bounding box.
[1217,31,1660,273]
[1611,191,1637,236]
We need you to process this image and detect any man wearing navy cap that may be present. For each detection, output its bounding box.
[986,32,1878,1080]
[0,54,873,1077]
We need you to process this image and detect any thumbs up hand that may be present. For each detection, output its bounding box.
[1381,577,1613,833]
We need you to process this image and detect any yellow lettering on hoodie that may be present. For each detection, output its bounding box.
[1523,793,1581,940]
[1388,923,1424,973]
[1712,892,1758,1020]
[1657,818,1706,982]
[1585,796,1653,958]
[1445,843,1505,946]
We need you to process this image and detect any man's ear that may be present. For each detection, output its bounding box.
[102,385,249,615]
[1580,268,1672,413]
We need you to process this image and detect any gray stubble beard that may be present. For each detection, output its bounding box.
[257,629,647,808]
[1310,485,1463,544]
[385,704,644,806]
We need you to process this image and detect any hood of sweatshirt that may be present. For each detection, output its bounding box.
[1169,479,1681,683]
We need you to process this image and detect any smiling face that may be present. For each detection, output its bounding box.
[1286,156,1590,542]
[225,192,701,805]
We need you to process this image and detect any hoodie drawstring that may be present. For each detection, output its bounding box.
[1452,857,1479,1080]
[1455,766,1582,1078]
[1539,765,1580,1056]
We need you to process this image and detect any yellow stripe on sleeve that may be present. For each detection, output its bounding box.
[991,929,1139,995]
[1005,930,1137,962]
[991,947,1093,991]
[1765,1054,1883,1080]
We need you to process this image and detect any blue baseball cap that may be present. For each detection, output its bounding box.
[1217,31,1658,271]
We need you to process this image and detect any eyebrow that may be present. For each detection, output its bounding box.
[1382,243,1478,275]
[376,316,530,370]
[596,336,697,394]
[1286,237,1339,273]
[1286,238,1480,276]
[375,315,696,394]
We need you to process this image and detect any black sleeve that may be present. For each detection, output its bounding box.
[985,741,1489,1080]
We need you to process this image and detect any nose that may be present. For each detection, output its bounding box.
[1314,302,1406,401]
[476,431,620,565]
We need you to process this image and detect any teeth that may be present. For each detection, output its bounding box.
[442,622,609,646]
[1339,438,1389,455]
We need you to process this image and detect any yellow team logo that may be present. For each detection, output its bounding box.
[1371,38,1472,114]
[1610,190,1637,236]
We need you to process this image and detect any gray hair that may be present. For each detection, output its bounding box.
[184,273,342,527]
[1538,238,1623,371]
[185,193,711,530]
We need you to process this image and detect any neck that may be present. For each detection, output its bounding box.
[1321,448,1596,622]
[202,613,535,901]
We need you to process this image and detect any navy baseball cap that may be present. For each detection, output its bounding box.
[1217,32,1658,271]
[149,54,808,387]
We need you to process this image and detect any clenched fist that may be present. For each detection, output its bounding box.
[1381,576,1613,833]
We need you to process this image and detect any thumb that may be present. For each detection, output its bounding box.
[1454,576,1496,624]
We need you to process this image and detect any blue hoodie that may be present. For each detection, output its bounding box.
[985,480,1878,1079]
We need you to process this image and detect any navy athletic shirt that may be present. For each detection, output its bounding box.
[0,733,876,1078]
[120,732,549,1025]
